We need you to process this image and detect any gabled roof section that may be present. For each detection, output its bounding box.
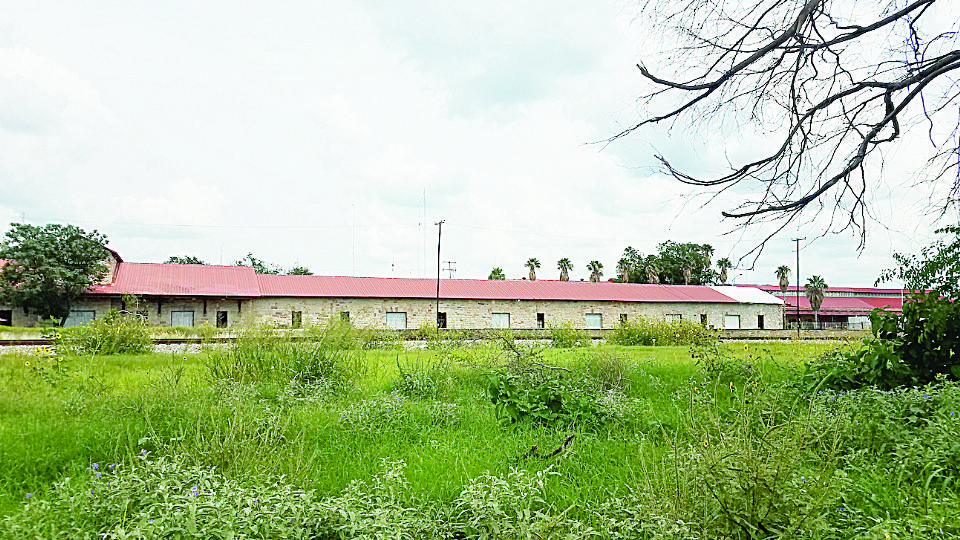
[256,275,742,303]
[90,263,260,297]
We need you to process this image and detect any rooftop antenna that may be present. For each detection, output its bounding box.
[443,260,457,279]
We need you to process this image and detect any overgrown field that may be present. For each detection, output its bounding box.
[1,327,958,539]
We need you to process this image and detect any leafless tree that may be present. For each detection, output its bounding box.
[611,0,960,259]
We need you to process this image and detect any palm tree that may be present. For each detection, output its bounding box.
[525,258,540,281]
[587,260,604,282]
[682,265,693,285]
[645,264,659,284]
[776,265,791,295]
[776,265,791,328]
[557,258,573,282]
[617,257,632,283]
[805,275,828,329]
[488,267,505,280]
[716,257,733,284]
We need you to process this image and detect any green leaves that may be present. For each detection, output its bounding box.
[0,223,109,323]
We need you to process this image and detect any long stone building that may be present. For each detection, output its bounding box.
[1,252,783,330]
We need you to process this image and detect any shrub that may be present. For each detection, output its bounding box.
[549,321,591,348]
[609,317,715,347]
[54,309,152,355]
[807,293,960,390]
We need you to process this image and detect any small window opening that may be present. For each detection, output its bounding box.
[292,311,302,329]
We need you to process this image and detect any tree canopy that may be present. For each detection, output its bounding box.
[164,255,207,265]
[619,241,718,285]
[0,223,109,325]
[877,225,960,298]
[612,0,960,254]
[235,253,281,275]
[488,267,506,280]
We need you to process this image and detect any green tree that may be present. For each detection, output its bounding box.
[587,260,604,282]
[877,226,960,299]
[164,255,207,265]
[235,253,280,274]
[617,257,633,283]
[488,267,506,280]
[805,275,828,329]
[525,258,540,281]
[651,241,716,285]
[557,258,573,282]
[716,257,733,284]
[287,266,313,275]
[0,223,109,325]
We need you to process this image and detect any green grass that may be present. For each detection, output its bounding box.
[1,337,958,538]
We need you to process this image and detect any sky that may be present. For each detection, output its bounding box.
[0,0,957,288]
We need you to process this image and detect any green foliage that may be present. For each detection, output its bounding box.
[549,321,591,348]
[878,225,960,298]
[807,293,960,390]
[619,241,717,285]
[234,252,280,274]
[488,266,505,280]
[0,223,110,324]
[54,309,152,355]
[204,323,360,388]
[609,317,717,347]
[163,255,207,265]
[286,265,313,275]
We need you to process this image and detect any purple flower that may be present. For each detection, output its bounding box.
[96,472,102,478]
[923,394,930,398]
[109,463,116,470]
[191,484,199,497]
[141,449,148,455]
[25,493,33,499]
[90,489,95,495]
[107,481,111,488]
[92,463,99,470]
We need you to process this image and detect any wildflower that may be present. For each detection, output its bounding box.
[24,361,30,367]
[92,463,99,470]
[923,394,929,399]
[109,463,116,470]
[90,489,95,495]
[744,344,748,351]
[25,493,33,499]
[141,449,148,455]
[936,373,945,379]
[107,481,111,488]
[751,381,758,387]
[191,484,199,497]
[96,472,102,478]
[729,381,735,393]
[55,332,61,339]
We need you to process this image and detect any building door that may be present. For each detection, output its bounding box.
[536,313,545,329]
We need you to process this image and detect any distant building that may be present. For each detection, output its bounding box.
[1,253,783,329]
[743,285,906,329]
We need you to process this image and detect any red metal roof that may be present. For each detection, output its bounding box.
[257,275,742,303]
[779,295,903,314]
[91,263,260,297]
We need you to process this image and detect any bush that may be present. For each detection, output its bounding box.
[549,321,591,348]
[807,293,960,390]
[609,317,715,347]
[54,309,152,355]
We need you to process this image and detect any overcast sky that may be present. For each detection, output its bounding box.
[1,0,956,288]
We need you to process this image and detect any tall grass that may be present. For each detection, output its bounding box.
[2,337,958,538]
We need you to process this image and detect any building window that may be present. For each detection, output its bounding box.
[491,313,511,329]
[340,311,350,322]
[292,311,302,329]
[665,313,682,323]
[585,313,602,329]
[216,311,228,328]
[0,310,11,327]
[757,314,765,329]
[724,314,741,329]
[536,313,545,329]
[437,312,447,329]
[700,314,707,326]
[65,310,96,327]
[386,312,407,329]
[619,314,627,324]
[171,311,195,327]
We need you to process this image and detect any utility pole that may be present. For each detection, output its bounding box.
[435,220,445,333]
[792,237,805,339]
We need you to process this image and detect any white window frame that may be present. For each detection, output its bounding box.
[491,312,511,329]
[585,313,602,330]
[724,314,741,330]
[171,311,195,327]
[385,312,407,329]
